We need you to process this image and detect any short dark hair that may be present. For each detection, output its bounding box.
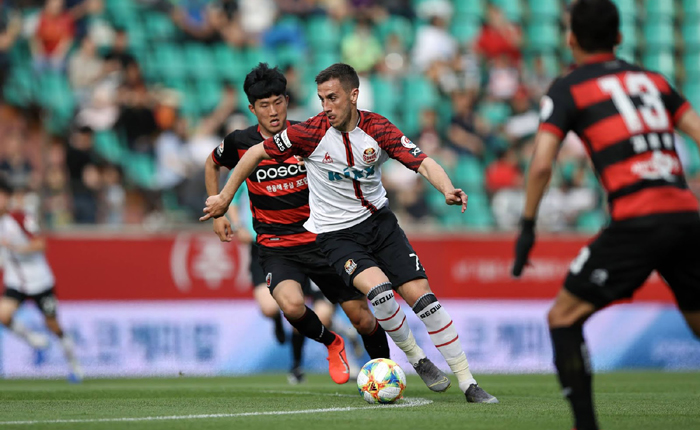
[0,178,13,195]
[570,0,620,53]
[243,63,287,105]
[315,63,359,92]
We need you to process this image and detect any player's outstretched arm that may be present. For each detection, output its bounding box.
[417,157,468,213]
[676,108,700,150]
[512,131,560,277]
[200,142,271,221]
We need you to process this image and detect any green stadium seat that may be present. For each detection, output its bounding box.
[683,51,700,80]
[611,0,637,20]
[491,0,523,22]
[619,21,637,49]
[375,15,414,48]
[2,66,33,107]
[306,16,341,52]
[144,11,178,42]
[682,22,700,50]
[642,51,675,81]
[152,43,187,80]
[477,100,511,127]
[644,20,675,50]
[683,0,700,21]
[463,193,494,229]
[455,0,485,19]
[644,0,675,20]
[123,153,156,189]
[528,0,561,20]
[184,43,217,80]
[680,135,700,175]
[195,81,222,115]
[94,130,127,163]
[402,75,438,108]
[453,156,485,190]
[313,50,341,73]
[450,17,481,44]
[371,76,400,116]
[616,47,635,64]
[682,83,700,111]
[213,44,247,83]
[526,22,561,51]
[576,210,606,232]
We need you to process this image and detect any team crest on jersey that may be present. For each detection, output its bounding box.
[266,273,272,288]
[344,259,358,275]
[363,148,377,163]
[216,141,224,156]
[323,152,334,163]
[401,136,416,149]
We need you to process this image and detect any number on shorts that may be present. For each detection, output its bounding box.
[409,253,422,271]
[570,247,591,275]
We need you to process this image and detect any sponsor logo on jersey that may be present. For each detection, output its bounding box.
[631,150,680,182]
[273,130,292,152]
[363,147,377,163]
[401,136,416,149]
[254,163,307,182]
[216,141,224,156]
[328,165,376,181]
[323,152,334,164]
[266,273,272,288]
[344,259,357,275]
[410,147,423,158]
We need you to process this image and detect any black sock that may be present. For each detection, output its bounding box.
[550,326,598,430]
[285,306,336,346]
[291,331,305,369]
[272,313,286,344]
[361,321,390,359]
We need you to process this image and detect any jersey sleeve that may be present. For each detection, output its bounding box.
[263,116,325,162]
[538,78,576,140]
[369,115,427,171]
[662,78,691,125]
[211,132,241,169]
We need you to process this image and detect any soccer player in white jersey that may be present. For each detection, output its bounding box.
[0,179,82,382]
[202,63,498,403]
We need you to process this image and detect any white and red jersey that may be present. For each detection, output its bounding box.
[263,110,427,233]
[0,212,55,294]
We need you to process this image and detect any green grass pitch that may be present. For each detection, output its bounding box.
[0,372,698,430]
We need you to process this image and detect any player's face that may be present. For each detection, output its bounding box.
[317,79,359,131]
[250,94,289,137]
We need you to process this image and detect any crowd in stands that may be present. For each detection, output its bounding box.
[1,0,699,231]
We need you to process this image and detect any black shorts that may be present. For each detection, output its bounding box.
[3,287,59,317]
[250,244,267,287]
[258,245,364,304]
[564,218,700,311]
[316,206,427,288]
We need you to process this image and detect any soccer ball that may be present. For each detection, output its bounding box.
[357,358,406,404]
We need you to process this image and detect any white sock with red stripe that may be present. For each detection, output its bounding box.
[413,293,476,392]
[368,282,425,365]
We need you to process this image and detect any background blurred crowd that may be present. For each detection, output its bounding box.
[1,0,699,231]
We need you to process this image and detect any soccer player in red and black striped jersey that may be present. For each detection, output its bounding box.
[512,1,700,429]
[203,63,390,385]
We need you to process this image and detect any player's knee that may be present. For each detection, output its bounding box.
[348,309,376,334]
[260,303,280,319]
[0,313,11,327]
[278,295,306,319]
[547,305,582,328]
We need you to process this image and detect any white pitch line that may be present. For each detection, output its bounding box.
[0,398,432,426]
[262,389,357,398]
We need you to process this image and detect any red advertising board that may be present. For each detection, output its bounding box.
[40,233,673,302]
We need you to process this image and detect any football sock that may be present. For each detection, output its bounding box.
[59,335,82,375]
[272,313,286,344]
[291,331,305,369]
[285,306,336,346]
[9,320,35,343]
[550,326,599,430]
[368,282,425,365]
[413,293,476,391]
[360,320,391,359]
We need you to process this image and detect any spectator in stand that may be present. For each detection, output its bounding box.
[100,164,125,225]
[44,142,72,227]
[237,0,277,39]
[65,0,102,41]
[209,0,246,47]
[65,126,102,224]
[474,3,522,63]
[0,3,21,100]
[447,91,486,158]
[68,36,104,105]
[341,16,383,74]
[0,132,39,193]
[31,0,75,72]
[525,54,555,100]
[486,54,519,100]
[504,86,539,143]
[115,61,157,153]
[103,28,136,75]
[412,0,456,72]
[485,146,522,195]
[170,0,219,42]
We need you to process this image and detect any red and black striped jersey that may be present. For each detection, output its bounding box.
[211,121,317,249]
[540,53,699,225]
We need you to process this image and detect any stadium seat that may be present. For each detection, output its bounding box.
[683,0,700,21]
[402,75,438,108]
[305,16,341,52]
[491,0,523,22]
[152,43,187,80]
[611,0,637,21]
[477,100,511,127]
[375,15,414,48]
[683,51,700,81]
[454,0,485,19]
[462,193,494,229]
[682,83,700,111]
[213,44,247,83]
[619,21,637,50]
[370,76,400,117]
[94,130,127,164]
[195,80,222,115]
[453,156,485,190]
[123,153,156,189]
[450,17,481,44]
[682,22,700,50]
[644,0,675,20]
[616,47,635,64]
[144,11,178,42]
[643,20,675,50]
[528,0,561,20]
[642,51,675,81]
[576,210,606,232]
[184,43,217,80]
[526,22,561,51]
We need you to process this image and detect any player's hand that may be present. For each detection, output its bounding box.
[294,156,305,167]
[512,218,536,278]
[445,188,468,213]
[213,217,234,242]
[199,194,231,222]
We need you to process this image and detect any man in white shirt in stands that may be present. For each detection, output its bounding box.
[201,63,497,403]
[0,179,82,382]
